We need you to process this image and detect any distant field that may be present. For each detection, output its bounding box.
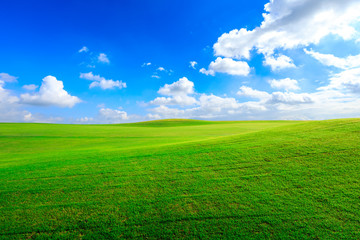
[0,119,359,239]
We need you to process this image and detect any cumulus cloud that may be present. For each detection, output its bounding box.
[77,116,94,123]
[0,81,62,123]
[0,73,18,83]
[76,107,129,124]
[189,61,197,69]
[199,57,250,76]
[147,77,315,120]
[154,81,360,120]
[269,78,300,91]
[157,67,166,71]
[80,72,103,82]
[146,77,360,120]
[98,53,110,63]
[304,49,360,69]
[80,72,126,90]
[90,80,126,90]
[151,75,160,79]
[148,93,267,120]
[304,49,360,94]
[187,0,360,120]
[197,94,240,114]
[0,109,35,122]
[319,68,360,93]
[238,85,311,104]
[149,105,185,119]
[0,81,34,122]
[147,113,161,120]
[263,54,296,71]
[214,0,360,61]
[158,77,194,96]
[22,84,38,91]
[150,95,197,106]
[98,108,128,123]
[0,80,19,104]
[20,76,81,108]
[268,92,313,104]
[79,46,89,53]
[149,77,196,106]
[142,62,152,67]
[237,86,270,100]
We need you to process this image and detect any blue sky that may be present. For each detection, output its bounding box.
[1,0,360,123]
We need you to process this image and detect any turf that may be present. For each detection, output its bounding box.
[0,119,359,239]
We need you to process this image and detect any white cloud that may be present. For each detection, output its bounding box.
[237,86,270,100]
[319,67,360,93]
[263,54,296,71]
[77,116,94,123]
[98,108,128,123]
[238,85,311,104]
[80,72,103,82]
[0,108,34,123]
[158,77,194,96]
[12,112,65,123]
[0,73,18,83]
[148,77,315,120]
[147,113,161,120]
[0,80,19,104]
[89,80,126,90]
[146,77,360,120]
[149,77,196,106]
[151,75,160,79]
[197,94,240,114]
[148,94,266,120]
[0,81,41,123]
[191,0,360,120]
[148,79,268,120]
[268,92,313,104]
[20,76,81,108]
[98,53,110,63]
[142,62,152,67]
[23,113,33,121]
[157,67,166,71]
[80,72,126,90]
[269,78,300,91]
[199,68,213,75]
[189,61,197,69]
[79,46,89,53]
[149,105,185,119]
[304,49,360,69]
[304,49,360,94]
[200,57,250,76]
[150,95,197,106]
[76,107,131,124]
[22,84,38,91]
[214,0,360,60]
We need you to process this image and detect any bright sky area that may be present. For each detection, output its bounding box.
[1,0,360,123]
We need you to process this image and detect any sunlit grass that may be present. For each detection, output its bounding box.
[0,119,359,239]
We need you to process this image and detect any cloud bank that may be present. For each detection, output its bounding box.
[20,76,81,108]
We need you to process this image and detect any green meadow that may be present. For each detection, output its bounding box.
[0,119,360,239]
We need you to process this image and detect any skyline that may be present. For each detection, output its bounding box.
[1,0,360,123]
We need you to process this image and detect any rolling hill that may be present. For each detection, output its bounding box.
[0,119,359,239]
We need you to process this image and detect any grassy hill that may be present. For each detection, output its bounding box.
[0,119,359,239]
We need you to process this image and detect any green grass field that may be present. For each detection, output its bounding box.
[1,119,360,239]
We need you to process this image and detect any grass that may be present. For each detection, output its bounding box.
[0,119,359,239]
